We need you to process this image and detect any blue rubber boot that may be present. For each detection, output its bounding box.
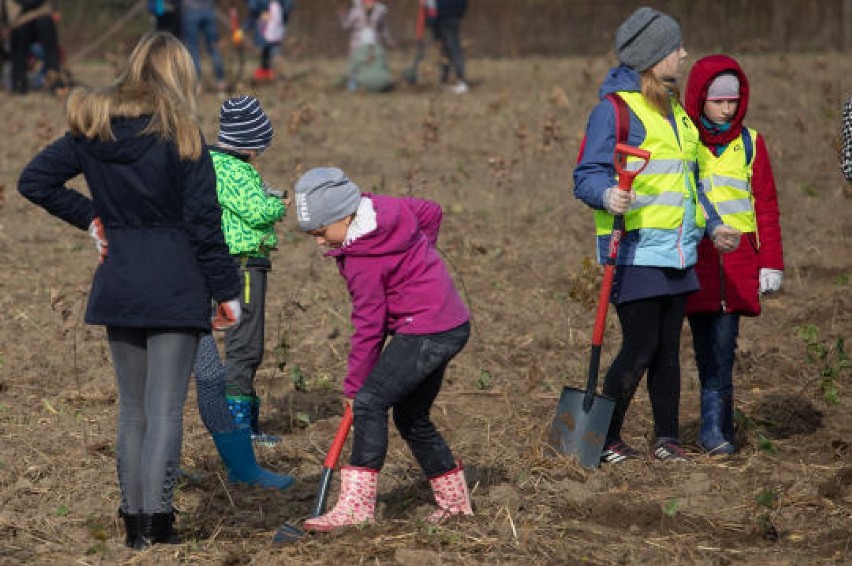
[699,389,735,455]
[212,428,295,490]
[721,391,736,447]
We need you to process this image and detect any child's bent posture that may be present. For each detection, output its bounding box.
[294,167,472,530]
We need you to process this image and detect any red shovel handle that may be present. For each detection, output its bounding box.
[323,405,353,468]
[614,143,651,192]
[582,143,651,412]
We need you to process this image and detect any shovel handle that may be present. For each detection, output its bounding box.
[311,405,354,517]
[614,143,651,192]
[323,405,353,469]
[583,143,651,412]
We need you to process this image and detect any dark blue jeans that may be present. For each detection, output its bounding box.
[688,313,740,393]
[181,7,224,82]
[351,322,470,477]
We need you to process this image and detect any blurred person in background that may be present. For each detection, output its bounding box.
[147,0,182,38]
[182,0,226,93]
[422,0,468,94]
[339,0,394,92]
[246,0,294,83]
[1,0,60,94]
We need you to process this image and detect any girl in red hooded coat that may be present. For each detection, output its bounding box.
[684,55,784,455]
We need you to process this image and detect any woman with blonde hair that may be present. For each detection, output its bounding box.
[18,31,241,549]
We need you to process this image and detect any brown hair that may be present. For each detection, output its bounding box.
[66,32,202,160]
[641,70,681,116]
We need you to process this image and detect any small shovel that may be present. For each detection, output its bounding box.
[273,405,354,543]
[549,142,651,469]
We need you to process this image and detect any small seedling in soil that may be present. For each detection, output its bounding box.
[662,498,680,517]
[477,370,493,390]
[756,489,778,509]
[290,365,307,392]
[796,325,849,405]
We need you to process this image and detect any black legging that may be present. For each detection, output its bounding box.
[603,293,689,445]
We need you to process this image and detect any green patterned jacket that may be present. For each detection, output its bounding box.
[210,149,286,258]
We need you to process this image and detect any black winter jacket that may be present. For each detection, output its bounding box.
[18,116,240,330]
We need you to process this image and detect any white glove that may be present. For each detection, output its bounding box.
[759,269,783,294]
[88,218,108,263]
[602,187,635,215]
[212,299,242,331]
[711,225,741,254]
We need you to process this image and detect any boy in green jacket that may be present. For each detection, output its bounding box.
[213,95,286,444]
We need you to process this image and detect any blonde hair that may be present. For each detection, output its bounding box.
[66,32,202,160]
[641,70,680,116]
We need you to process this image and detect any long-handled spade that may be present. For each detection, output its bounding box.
[273,405,354,543]
[548,142,651,469]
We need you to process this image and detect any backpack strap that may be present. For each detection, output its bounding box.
[576,92,631,164]
[605,93,630,146]
[741,126,753,165]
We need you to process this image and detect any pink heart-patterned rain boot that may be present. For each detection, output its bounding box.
[426,461,473,523]
[303,466,378,532]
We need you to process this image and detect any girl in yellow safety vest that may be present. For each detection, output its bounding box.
[684,55,784,455]
[573,7,741,464]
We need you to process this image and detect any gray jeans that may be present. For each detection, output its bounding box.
[225,264,268,396]
[108,327,197,514]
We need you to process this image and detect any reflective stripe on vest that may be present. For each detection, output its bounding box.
[696,128,757,233]
[595,91,703,236]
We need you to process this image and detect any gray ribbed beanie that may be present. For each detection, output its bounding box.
[294,167,361,231]
[615,7,682,72]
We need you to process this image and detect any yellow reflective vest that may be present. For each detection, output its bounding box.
[594,91,704,236]
[696,128,757,233]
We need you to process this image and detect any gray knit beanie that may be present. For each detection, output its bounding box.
[615,7,682,72]
[294,167,361,231]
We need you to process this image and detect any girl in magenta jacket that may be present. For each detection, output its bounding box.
[684,55,784,454]
[294,167,472,531]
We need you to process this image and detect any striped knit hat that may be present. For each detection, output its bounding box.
[217,96,274,152]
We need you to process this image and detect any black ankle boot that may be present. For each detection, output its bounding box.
[118,510,148,550]
[140,512,181,545]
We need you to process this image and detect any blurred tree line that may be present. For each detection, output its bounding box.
[53,0,852,60]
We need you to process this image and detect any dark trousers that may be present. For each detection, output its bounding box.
[432,17,465,83]
[154,8,182,39]
[688,313,740,393]
[351,322,470,477]
[10,15,60,94]
[224,264,268,396]
[260,43,280,70]
[603,294,688,444]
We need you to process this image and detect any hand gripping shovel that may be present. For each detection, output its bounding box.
[273,405,354,543]
[549,143,651,468]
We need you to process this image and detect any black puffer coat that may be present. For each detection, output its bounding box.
[18,116,240,330]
